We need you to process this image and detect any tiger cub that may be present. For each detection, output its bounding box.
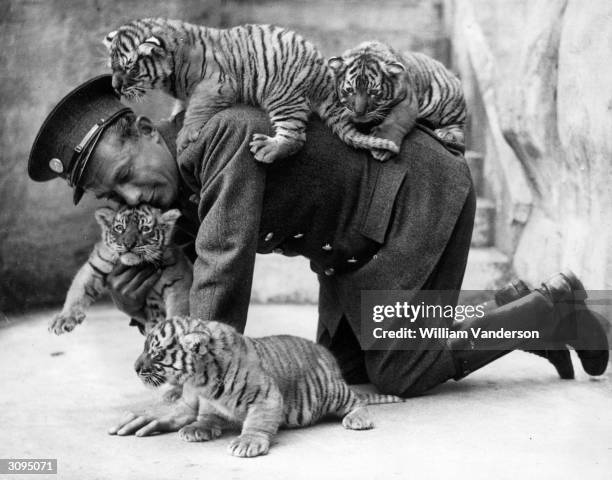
[49,204,192,337]
[328,41,467,160]
[136,316,404,458]
[103,18,399,163]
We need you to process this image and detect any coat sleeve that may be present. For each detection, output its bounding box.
[179,108,271,332]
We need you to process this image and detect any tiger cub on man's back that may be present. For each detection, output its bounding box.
[329,41,467,160]
[104,18,399,164]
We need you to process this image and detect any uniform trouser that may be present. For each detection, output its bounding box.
[318,187,560,398]
[320,294,558,397]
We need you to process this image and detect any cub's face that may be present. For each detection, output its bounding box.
[328,55,406,124]
[134,317,211,387]
[103,28,173,100]
[94,204,180,266]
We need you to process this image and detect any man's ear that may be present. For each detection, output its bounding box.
[159,209,181,229]
[328,57,345,74]
[384,61,406,76]
[135,116,155,136]
[137,36,165,56]
[94,206,116,230]
[103,30,117,51]
[180,331,210,356]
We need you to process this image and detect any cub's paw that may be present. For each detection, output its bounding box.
[434,128,464,146]
[371,126,404,151]
[228,433,270,458]
[48,311,85,335]
[342,407,374,430]
[249,134,297,164]
[178,424,222,442]
[177,125,203,153]
[162,386,183,404]
[371,149,394,162]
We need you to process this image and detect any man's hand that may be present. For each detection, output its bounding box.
[109,409,197,437]
[107,264,162,318]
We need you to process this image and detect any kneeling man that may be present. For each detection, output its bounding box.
[29,76,609,417]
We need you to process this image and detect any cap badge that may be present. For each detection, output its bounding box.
[49,158,64,174]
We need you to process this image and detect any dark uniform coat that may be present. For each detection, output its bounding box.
[158,106,475,396]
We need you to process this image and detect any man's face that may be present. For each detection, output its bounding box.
[84,121,179,209]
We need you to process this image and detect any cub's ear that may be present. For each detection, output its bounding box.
[328,57,345,73]
[159,209,181,228]
[385,62,406,76]
[94,206,116,230]
[137,36,165,56]
[103,30,118,50]
[180,331,210,356]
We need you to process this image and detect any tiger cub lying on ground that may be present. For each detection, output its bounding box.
[134,316,404,458]
[49,204,192,337]
[328,41,467,159]
[103,18,399,163]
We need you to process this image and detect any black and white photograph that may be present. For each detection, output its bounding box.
[1,0,611,478]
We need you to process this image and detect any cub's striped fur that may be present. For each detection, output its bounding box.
[50,205,192,337]
[136,316,404,457]
[103,18,399,163]
[329,41,467,159]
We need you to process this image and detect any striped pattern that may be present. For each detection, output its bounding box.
[332,41,467,146]
[104,18,399,162]
[137,316,404,455]
[99,204,171,266]
[49,205,190,336]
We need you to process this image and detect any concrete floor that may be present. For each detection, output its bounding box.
[1,304,611,480]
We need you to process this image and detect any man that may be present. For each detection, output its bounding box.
[29,75,609,429]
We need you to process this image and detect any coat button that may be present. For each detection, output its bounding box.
[264,232,274,242]
[293,233,304,239]
[48,158,64,173]
[322,243,332,251]
[324,267,335,276]
[347,257,357,263]
[273,248,284,254]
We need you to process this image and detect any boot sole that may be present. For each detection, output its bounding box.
[559,271,608,375]
[573,309,610,376]
[560,270,588,302]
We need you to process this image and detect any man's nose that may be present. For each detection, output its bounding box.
[116,185,141,206]
[112,73,124,94]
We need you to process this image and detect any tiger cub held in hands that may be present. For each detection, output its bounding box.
[50,205,192,337]
[104,18,399,163]
[328,41,467,160]
[136,316,404,458]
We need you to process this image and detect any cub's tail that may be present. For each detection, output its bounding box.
[357,392,405,405]
[343,130,400,154]
[322,111,400,154]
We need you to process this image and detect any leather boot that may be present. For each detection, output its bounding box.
[451,291,558,379]
[537,271,609,376]
[495,279,575,380]
[451,271,610,380]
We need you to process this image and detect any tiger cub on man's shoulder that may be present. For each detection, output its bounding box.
[136,316,405,458]
[328,41,467,160]
[103,18,399,164]
[50,204,192,337]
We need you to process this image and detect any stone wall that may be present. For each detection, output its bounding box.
[447,0,612,289]
[1,0,446,312]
